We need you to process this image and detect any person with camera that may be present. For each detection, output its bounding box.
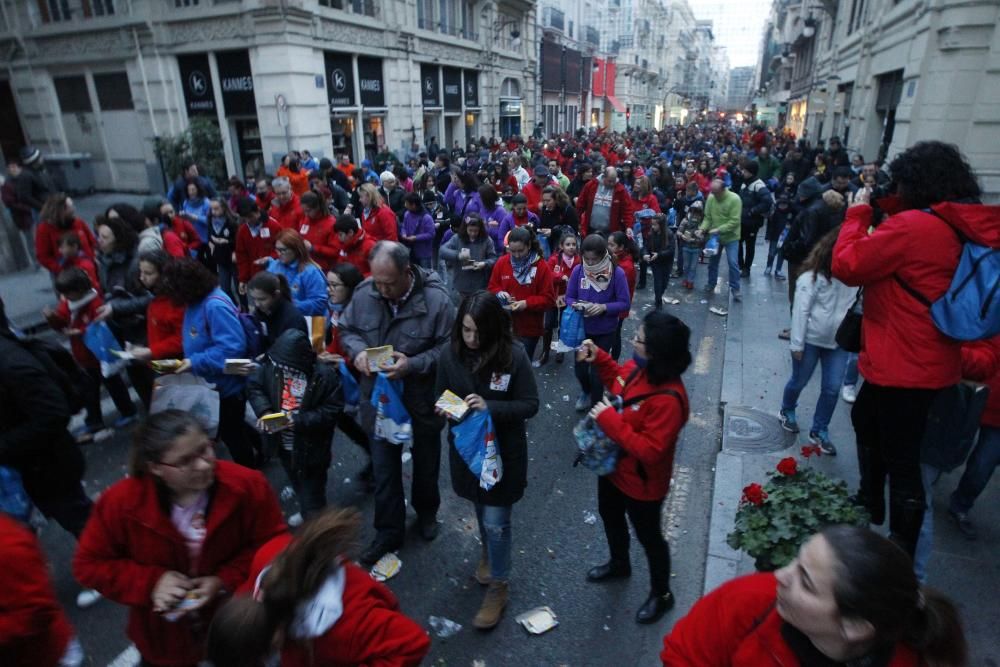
[831,140,1000,559]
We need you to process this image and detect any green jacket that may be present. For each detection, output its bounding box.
[701,190,743,244]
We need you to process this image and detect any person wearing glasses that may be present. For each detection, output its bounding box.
[264,229,328,317]
[73,410,286,667]
[575,311,691,625]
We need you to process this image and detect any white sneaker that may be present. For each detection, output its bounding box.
[841,385,858,403]
[288,512,304,527]
[76,588,102,609]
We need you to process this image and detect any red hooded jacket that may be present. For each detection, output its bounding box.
[0,514,75,667]
[362,204,399,243]
[49,290,104,369]
[236,217,282,283]
[547,252,581,298]
[147,294,185,360]
[961,336,1000,427]
[661,573,920,666]
[239,534,430,667]
[72,461,286,666]
[832,200,1000,389]
[36,217,97,274]
[593,349,688,501]
[335,229,377,277]
[170,215,202,253]
[271,196,305,231]
[298,213,338,271]
[577,178,629,236]
[488,254,556,338]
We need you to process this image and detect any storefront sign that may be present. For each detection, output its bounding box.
[500,100,521,116]
[216,50,257,117]
[443,67,461,111]
[357,57,385,108]
[464,70,479,107]
[177,53,215,116]
[420,64,439,108]
[324,52,356,109]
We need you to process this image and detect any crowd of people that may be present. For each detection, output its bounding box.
[0,122,993,666]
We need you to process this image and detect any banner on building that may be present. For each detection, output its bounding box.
[357,57,385,108]
[420,64,440,107]
[216,50,256,117]
[324,52,356,109]
[443,67,462,111]
[177,54,216,117]
[464,70,479,107]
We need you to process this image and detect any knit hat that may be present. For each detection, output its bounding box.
[796,177,824,202]
[19,146,41,165]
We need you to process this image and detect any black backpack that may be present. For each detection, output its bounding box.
[17,336,86,415]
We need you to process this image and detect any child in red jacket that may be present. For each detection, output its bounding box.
[206,508,429,667]
[234,197,281,299]
[160,201,201,255]
[57,231,100,291]
[44,267,137,440]
[122,249,185,363]
[540,231,580,365]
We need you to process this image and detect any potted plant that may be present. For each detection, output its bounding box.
[727,446,869,571]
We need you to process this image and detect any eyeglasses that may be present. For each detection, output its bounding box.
[158,441,215,470]
[326,281,346,289]
[275,246,293,254]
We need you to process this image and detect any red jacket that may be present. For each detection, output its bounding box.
[488,254,556,338]
[298,213,338,271]
[547,252,580,298]
[61,254,100,290]
[576,179,629,236]
[0,514,74,667]
[50,291,104,369]
[170,216,201,252]
[271,196,305,231]
[593,349,688,501]
[629,192,662,225]
[616,254,637,321]
[36,218,97,274]
[335,229,377,277]
[236,218,282,283]
[362,204,399,243]
[661,573,920,667]
[147,294,185,359]
[72,461,286,666]
[961,337,1000,427]
[832,201,1000,389]
[276,166,311,196]
[521,178,555,215]
[691,172,712,195]
[240,534,431,667]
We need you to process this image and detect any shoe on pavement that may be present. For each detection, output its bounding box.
[778,328,791,340]
[360,540,401,568]
[779,408,800,434]
[287,512,303,527]
[740,269,750,278]
[948,509,978,540]
[555,352,564,364]
[636,591,675,624]
[775,272,787,281]
[475,548,491,585]
[841,385,858,403]
[809,430,837,456]
[473,581,509,630]
[763,267,772,276]
[574,394,592,412]
[732,289,742,302]
[76,588,102,609]
[418,515,439,541]
[113,414,138,429]
[586,560,632,582]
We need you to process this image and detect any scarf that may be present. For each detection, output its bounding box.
[561,252,576,267]
[511,252,539,286]
[582,253,613,292]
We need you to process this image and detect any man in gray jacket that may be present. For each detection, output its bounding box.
[339,241,456,565]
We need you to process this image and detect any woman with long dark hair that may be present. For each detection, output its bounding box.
[206,197,240,301]
[436,291,539,629]
[247,270,307,353]
[439,213,498,300]
[36,193,97,277]
[578,311,690,624]
[125,249,185,365]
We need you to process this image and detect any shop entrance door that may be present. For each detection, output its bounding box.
[0,80,26,163]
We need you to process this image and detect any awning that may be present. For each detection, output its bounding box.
[606,94,626,113]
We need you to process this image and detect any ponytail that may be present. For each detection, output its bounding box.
[904,588,968,667]
[247,271,292,302]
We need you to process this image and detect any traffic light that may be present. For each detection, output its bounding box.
[626,107,631,120]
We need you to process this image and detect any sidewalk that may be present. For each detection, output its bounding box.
[704,260,999,663]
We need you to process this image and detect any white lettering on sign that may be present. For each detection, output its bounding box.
[445,85,459,95]
[222,76,254,92]
[360,79,381,92]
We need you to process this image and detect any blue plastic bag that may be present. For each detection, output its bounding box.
[0,465,32,524]
[557,306,585,352]
[338,361,360,413]
[370,372,412,445]
[452,409,503,491]
[83,320,127,377]
[703,233,720,258]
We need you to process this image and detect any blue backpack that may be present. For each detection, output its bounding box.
[209,295,264,358]
[894,210,1000,341]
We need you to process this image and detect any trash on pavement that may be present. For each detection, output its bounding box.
[515,606,559,634]
[709,306,728,316]
[583,510,597,525]
[370,552,402,582]
[562,395,570,401]
[663,297,681,305]
[428,615,462,638]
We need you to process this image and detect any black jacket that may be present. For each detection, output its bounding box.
[782,196,844,264]
[435,342,539,506]
[207,216,240,269]
[646,228,675,266]
[254,298,307,354]
[248,329,343,476]
[97,249,152,344]
[739,179,774,230]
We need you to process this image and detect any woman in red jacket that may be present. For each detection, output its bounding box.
[488,226,556,364]
[36,193,97,276]
[608,231,639,361]
[298,191,338,271]
[358,183,399,242]
[126,249,186,363]
[205,508,429,667]
[831,141,1000,558]
[73,410,286,667]
[661,525,966,667]
[577,311,690,625]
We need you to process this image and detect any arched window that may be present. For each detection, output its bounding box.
[500,78,521,98]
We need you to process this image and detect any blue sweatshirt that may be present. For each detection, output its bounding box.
[564,265,631,335]
[183,288,246,398]
[181,197,211,243]
[265,258,328,316]
[401,210,436,260]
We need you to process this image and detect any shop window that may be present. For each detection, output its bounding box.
[174,0,199,7]
[89,0,115,16]
[94,72,134,110]
[37,0,71,22]
[53,75,92,113]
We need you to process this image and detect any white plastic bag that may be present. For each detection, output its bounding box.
[150,373,220,437]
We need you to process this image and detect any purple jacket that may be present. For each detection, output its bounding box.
[564,264,631,335]
[497,211,540,250]
[481,203,508,251]
[401,210,436,259]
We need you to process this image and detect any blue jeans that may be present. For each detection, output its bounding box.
[950,424,1000,515]
[766,238,785,273]
[914,463,943,583]
[476,503,512,581]
[706,240,740,292]
[682,247,700,284]
[781,344,848,433]
[843,353,859,387]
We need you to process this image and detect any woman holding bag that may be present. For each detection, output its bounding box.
[577,311,691,625]
[435,291,539,631]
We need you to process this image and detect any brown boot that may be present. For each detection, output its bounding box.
[473,581,508,630]
[475,547,491,585]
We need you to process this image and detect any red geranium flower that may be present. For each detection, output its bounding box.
[777,457,798,476]
[741,482,767,506]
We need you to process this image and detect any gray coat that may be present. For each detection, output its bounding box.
[438,234,497,296]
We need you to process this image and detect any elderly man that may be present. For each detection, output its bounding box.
[700,178,744,301]
[576,166,629,237]
[270,176,304,230]
[339,241,455,565]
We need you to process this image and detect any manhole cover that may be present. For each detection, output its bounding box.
[723,406,794,453]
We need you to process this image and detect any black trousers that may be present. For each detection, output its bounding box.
[576,331,616,404]
[338,413,371,456]
[83,367,137,429]
[598,476,671,595]
[218,393,257,468]
[651,262,670,305]
[851,382,940,557]
[277,448,329,519]
[738,225,760,271]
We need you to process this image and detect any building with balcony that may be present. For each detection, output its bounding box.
[0,0,538,192]
[727,65,755,112]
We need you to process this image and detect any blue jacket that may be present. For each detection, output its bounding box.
[401,210,436,260]
[182,288,247,398]
[181,197,211,243]
[265,258,327,316]
[564,265,631,336]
